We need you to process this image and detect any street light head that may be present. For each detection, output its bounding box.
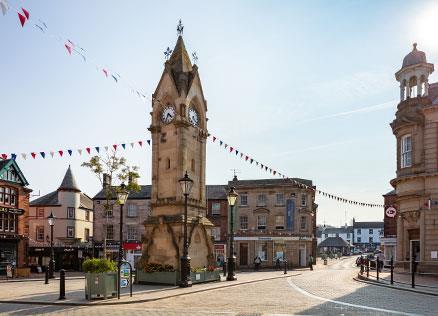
[117,182,129,205]
[47,211,56,226]
[227,186,238,206]
[179,171,194,196]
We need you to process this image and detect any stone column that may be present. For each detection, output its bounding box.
[396,214,404,262]
[417,76,422,97]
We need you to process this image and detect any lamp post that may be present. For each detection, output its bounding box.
[179,171,194,287]
[227,186,238,281]
[116,183,129,299]
[47,212,56,279]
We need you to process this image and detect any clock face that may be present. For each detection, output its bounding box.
[161,105,176,124]
[188,107,199,126]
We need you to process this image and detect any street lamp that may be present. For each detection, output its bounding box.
[178,171,194,288]
[227,186,238,281]
[116,183,129,299]
[47,211,56,279]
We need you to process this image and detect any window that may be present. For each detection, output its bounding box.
[127,226,137,240]
[401,135,412,168]
[257,194,267,207]
[9,214,15,232]
[84,228,90,241]
[36,226,44,241]
[105,205,113,218]
[300,216,307,230]
[275,215,284,229]
[211,202,221,216]
[67,207,75,219]
[37,208,44,218]
[0,213,3,231]
[369,229,373,234]
[335,233,339,237]
[240,195,248,206]
[276,193,284,205]
[240,216,248,230]
[0,187,3,204]
[347,233,350,238]
[166,158,171,169]
[4,213,8,231]
[325,233,328,238]
[67,226,74,238]
[0,187,17,206]
[212,227,221,241]
[357,237,362,242]
[256,241,268,261]
[127,204,137,217]
[257,215,267,229]
[357,229,361,235]
[106,225,114,240]
[369,237,373,243]
[85,210,90,221]
[301,194,307,207]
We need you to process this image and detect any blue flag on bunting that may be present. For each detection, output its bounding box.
[122,144,126,149]
[95,146,100,153]
[11,153,16,160]
[68,149,73,156]
[40,152,45,158]
[147,140,151,145]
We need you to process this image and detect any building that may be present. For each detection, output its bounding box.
[318,225,354,248]
[92,183,151,267]
[28,166,93,271]
[318,237,350,255]
[390,43,438,273]
[381,190,397,265]
[0,159,31,274]
[231,178,317,269]
[206,185,228,262]
[352,220,383,252]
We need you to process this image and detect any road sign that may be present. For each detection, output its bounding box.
[385,207,397,218]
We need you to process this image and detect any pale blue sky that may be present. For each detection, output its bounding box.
[2,0,438,226]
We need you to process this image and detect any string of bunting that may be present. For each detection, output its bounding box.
[208,135,384,208]
[0,0,148,103]
[0,139,151,161]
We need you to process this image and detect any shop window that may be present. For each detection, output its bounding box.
[67,207,75,219]
[240,194,248,206]
[273,242,285,260]
[257,194,267,207]
[256,241,268,261]
[276,193,284,206]
[240,216,248,230]
[211,202,221,215]
[127,204,137,217]
[257,215,267,230]
[300,216,307,230]
[401,135,412,168]
[127,226,137,240]
[36,226,44,241]
[106,225,114,240]
[275,215,285,229]
[67,226,74,238]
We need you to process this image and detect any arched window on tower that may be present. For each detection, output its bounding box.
[409,76,417,98]
[420,75,426,96]
[402,79,408,101]
[191,159,195,172]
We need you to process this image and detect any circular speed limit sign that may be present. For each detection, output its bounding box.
[385,207,397,218]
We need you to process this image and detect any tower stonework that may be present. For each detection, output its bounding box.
[142,35,214,270]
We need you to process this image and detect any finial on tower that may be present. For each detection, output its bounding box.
[177,19,184,36]
[164,47,172,60]
[192,51,198,65]
[413,42,417,51]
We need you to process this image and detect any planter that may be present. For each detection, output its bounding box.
[204,270,221,282]
[191,270,221,284]
[85,272,117,300]
[137,270,179,285]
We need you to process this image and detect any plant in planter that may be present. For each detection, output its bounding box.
[83,258,118,300]
[136,262,178,285]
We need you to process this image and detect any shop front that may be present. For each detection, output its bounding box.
[28,246,93,272]
[0,238,18,275]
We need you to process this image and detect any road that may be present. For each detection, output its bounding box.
[0,257,436,315]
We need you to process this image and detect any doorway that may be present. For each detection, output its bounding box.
[299,245,306,267]
[239,243,248,266]
[410,239,420,272]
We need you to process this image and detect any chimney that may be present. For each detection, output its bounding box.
[103,173,111,189]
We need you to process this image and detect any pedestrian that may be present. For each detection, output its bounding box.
[377,251,385,272]
[275,257,281,270]
[309,255,314,271]
[254,256,262,271]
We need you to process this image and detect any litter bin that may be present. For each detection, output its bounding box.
[323,259,327,265]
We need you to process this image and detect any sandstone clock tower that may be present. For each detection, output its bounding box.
[142,31,214,270]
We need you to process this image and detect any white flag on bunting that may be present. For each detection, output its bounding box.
[21,153,26,160]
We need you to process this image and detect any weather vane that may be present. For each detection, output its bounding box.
[231,169,240,181]
[192,51,198,64]
[164,47,172,60]
[177,19,184,36]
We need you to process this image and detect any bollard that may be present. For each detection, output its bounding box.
[390,257,394,285]
[411,256,416,288]
[360,260,364,275]
[45,266,49,284]
[366,260,369,278]
[284,259,287,274]
[59,269,66,300]
[376,259,379,281]
[223,261,227,277]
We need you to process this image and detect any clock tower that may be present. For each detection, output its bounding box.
[142,31,214,270]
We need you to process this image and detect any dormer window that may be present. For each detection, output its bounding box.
[401,135,412,168]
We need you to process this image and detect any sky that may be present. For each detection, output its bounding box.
[2,0,438,226]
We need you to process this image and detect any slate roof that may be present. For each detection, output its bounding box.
[93,185,152,200]
[58,166,80,192]
[322,226,353,234]
[318,237,350,248]
[230,178,313,188]
[30,191,93,210]
[0,159,9,170]
[353,221,384,229]
[206,185,227,199]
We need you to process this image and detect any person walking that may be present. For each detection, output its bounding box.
[254,256,262,271]
[275,257,281,270]
[309,255,314,270]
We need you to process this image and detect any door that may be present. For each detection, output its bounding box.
[239,243,248,266]
[299,245,307,267]
[410,240,420,272]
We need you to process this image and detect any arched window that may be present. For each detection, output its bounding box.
[401,134,412,168]
[409,76,417,98]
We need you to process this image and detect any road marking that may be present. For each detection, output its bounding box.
[286,277,421,316]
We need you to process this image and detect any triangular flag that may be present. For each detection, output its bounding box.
[113,144,117,150]
[68,149,73,156]
[21,153,27,160]
[240,153,243,158]
[121,144,126,149]
[11,153,16,160]
[130,142,134,148]
[95,146,100,153]
[18,12,26,27]
[58,150,63,157]
[147,140,151,145]
[212,136,216,142]
[250,159,253,164]
[78,149,82,155]
[230,147,233,152]
[21,8,29,19]
[65,44,72,55]
[0,0,9,16]
[111,75,118,82]
[138,141,143,147]
[1,154,7,160]
[104,146,109,151]
[235,150,239,155]
[224,144,228,149]
[85,147,90,154]
[40,152,45,158]
[219,141,223,146]
[256,161,259,166]
[50,151,54,158]
[31,152,36,159]
[245,156,249,161]
[103,69,108,77]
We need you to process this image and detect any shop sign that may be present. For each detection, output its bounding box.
[123,242,142,250]
[385,207,397,218]
[214,244,225,251]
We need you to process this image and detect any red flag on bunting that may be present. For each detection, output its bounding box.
[1,154,7,160]
[58,150,63,157]
[245,156,249,161]
[138,141,143,147]
[31,152,36,159]
[212,136,216,142]
[103,69,108,77]
[21,8,29,19]
[113,144,117,150]
[230,147,233,152]
[65,44,72,55]
[86,147,91,154]
[18,12,26,27]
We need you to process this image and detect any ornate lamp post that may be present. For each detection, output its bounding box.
[227,186,238,281]
[178,171,194,288]
[47,212,56,279]
[116,183,129,299]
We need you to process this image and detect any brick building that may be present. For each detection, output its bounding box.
[381,190,397,265]
[0,159,31,274]
[206,185,228,261]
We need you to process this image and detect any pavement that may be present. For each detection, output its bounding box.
[0,257,437,315]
